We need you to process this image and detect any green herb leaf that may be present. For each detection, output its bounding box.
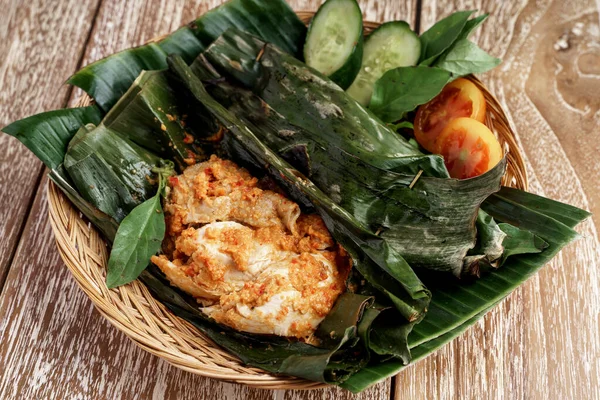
[435,39,501,77]
[457,14,489,41]
[1,106,102,169]
[105,169,172,289]
[389,121,414,131]
[419,10,474,65]
[369,66,451,123]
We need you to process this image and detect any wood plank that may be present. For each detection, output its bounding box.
[394,1,600,399]
[0,0,100,291]
[0,1,419,398]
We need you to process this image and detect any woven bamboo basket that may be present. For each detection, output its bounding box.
[47,11,528,390]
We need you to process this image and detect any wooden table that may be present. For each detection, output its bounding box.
[1,0,598,399]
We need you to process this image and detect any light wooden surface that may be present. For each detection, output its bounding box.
[0,0,598,399]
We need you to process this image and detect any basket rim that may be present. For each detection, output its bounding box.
[47,10,529,391]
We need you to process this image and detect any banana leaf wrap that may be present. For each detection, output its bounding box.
[193,29,507,276]
[63,123,166,222]
[102,70,222,170]
[344,189,589,392]
[161,56,589,391]
[167,54,433,365]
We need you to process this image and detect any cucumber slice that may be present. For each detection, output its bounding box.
[304,0,363,89]
[346,21,421,106]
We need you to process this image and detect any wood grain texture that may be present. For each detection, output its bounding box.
[0,0,100,291]
[0,1,418,399]
[394,1,600,399]
[2,0,598,399]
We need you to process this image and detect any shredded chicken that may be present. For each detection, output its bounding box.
[152,155,350,339]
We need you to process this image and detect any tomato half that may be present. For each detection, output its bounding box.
[435,117,502,179]
[414,78,487,152]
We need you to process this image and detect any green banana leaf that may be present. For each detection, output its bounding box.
[202,29,448,175]
[408,193,585,347]
[2,106,102,169]
[190,0,306,59]
[489,186,591,229]
[342,192,589,392]
[64,123,165,222]
[194,29,509,276]
[168,53,431,364]
[48,166,119,241]
[67,0,306,112]
[193,57,506,277]
[157,27,204,65]
[169,52,590,385]
[167,55,588,390]
[341,299,502,392]
[102,70,221,169]
[67,43,171,112]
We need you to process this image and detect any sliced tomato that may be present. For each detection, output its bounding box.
[414,78,486,152]
[435,117,502,179]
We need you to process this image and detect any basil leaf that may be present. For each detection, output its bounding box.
[419,10,474,65]
[435,39,501,76]
[105,180,166,288]
[497,223,548,265]
[457,14,488,41]
[369,66,451,122]
[389,121,414,131]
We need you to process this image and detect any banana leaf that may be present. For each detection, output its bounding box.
[67,43,170,112]
[64,123,165,222]
[168,51,589,387]
[168,53,431,363]
[2,106,102,169]
[195,62,506,277]
[157,27,204,65]
[67,0,306,112]
[202,29,448,176]
[489,186,591,229]
[102,70,220,170]
[48,166,119,241]
[408,193,585,347]
[190,0,306,59]
[194,30,509,276]
[341,299,502,392]
[342,193,589,392]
